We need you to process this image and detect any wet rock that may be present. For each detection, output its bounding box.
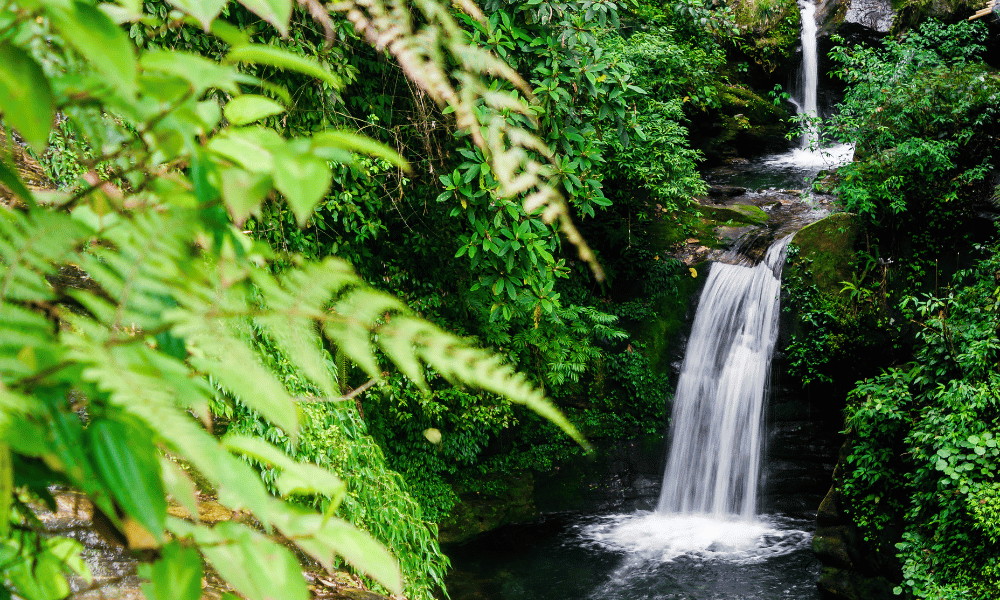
[815,0,851,35]
[439,472,537,544]
[818,566,895,600]
[817,486,842,527]
[707,185,747,197]
[812,525,857,569]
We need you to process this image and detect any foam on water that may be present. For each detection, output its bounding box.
[577,512,812,564]
[764,143,854,170]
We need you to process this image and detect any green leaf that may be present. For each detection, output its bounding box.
[224,95,285,126]
[275,511,402,595]
[0,443,11,538]
[51,2,138,97]
[273,462,345,499]
[311,131,410,172]
[165,0,227,30]
[140,50,242,96]
[273,150,331,227]
[235,0,292,36]
[87,417,166,544]
[0,159,34,205]
[225,45,342,89]
[160,457,199,523]
[171,520,308,600]
[140,542,202,600]
[0,43,54,152]
[220,168,271,226]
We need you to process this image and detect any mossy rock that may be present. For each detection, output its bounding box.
[438,473,536,544]
[893,0,979,29]
[729,0,801,70]
[817,566,896,600]
[633,264,705,376]
[699,203,770,226]
[791,213,859,295]
[697,86,789,161]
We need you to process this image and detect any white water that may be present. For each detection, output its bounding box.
[578,239,801,563]
[773,0,853,171]
[656,237,791,518]
[795,0,819,150]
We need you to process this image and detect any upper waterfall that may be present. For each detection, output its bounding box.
[796,0,819,150]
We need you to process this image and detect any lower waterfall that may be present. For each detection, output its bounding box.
[657,236,792,518]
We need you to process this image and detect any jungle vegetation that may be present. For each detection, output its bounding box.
[0,0,997,598]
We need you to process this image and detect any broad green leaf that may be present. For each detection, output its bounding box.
[273,462,344,499]
[225,45,342,89]
[224,95,285,126]
[87,417,166,544]
[160,457,199,523]
[236,0,292,36]
[255,313,337,397]
[7,550,70,600]
[0,443,10,537]
[140,51,242,96]
[222,434,298,471]
[51,2,138,97]
[171,520,308,600]
[0,160,35,205]
[166,0,227,30]
[276,511,402,595]
[273,150,331,227]
[0,43,54,152]
[139,542,202,600]
[183,325,300,440]
[45,537,90,581]
[220,168,271,226]
[311,131,410,171]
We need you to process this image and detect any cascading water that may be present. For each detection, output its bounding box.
[795,0,820,150]
[762,0,853,173]
[656,237,791,519]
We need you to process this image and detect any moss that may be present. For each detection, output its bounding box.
[791,213,860,295]
[698,203,770,226]
[730,0,801,71]
[893,0,981,30]
[632,265,705,376]
[698,85,789,161]
[438,473,537,544]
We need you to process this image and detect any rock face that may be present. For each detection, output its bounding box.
[439,473,538,544]
[815,0,852,35]
[812,442,904,599]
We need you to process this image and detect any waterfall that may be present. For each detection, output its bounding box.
[795,0,819,150]
[656,237,791,518]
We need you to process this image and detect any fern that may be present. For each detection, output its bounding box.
[0,0,593,598]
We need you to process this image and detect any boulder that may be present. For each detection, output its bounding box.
[699,203,770,226]
[790,212,859,295]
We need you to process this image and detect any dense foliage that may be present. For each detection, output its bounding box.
[826,20,998,271]
[779,18,1000,599]
[841,238,1000,598]
[0,0,605,598]
[784,20,999,389]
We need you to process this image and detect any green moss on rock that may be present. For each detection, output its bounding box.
[791,213,860,295]
[699,203,770,226]
[634,265,704,375]
[438,473,536,544]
